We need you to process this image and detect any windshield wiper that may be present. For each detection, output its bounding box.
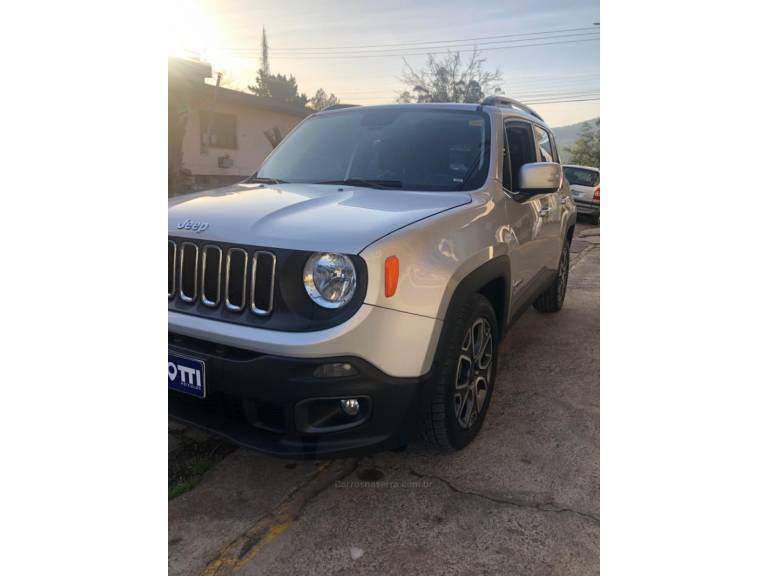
[246,176,289,185]
[314,178,403,189]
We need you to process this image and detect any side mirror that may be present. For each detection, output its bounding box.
[519,162,563,193]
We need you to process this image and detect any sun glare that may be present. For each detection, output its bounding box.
[167,0,216,58]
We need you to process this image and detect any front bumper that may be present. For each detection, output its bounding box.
[169,304,442,379]
[574,199,600,216]
[169,333,429,458]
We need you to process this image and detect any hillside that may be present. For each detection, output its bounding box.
[552,117,599,163]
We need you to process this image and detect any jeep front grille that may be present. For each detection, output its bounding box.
[225,248,248,311]
[168,241,176,297]
[179,243,198,302]
[251,251,277,315]
[168,239,276,316]
[201,245,222,307]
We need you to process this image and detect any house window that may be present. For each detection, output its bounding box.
[200,111,237,149]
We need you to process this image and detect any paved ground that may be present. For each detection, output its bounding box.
[169,220,600,576]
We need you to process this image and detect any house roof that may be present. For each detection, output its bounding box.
[194,83,313,118]
[168,57,212,83]
[169,57,312,118]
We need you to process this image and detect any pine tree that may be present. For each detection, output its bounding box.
[247,28,309,107]
[565,120,600,167]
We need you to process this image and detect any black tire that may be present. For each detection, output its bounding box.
[533,240,571,313]
[422,294,499,451]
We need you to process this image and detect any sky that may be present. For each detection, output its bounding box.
[168,0,600,127]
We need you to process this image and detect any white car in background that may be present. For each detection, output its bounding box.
[563,165,599,224]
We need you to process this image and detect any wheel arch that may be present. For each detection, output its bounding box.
[433,256,510,367]
[562,210,578,245]
[418,257,509,432]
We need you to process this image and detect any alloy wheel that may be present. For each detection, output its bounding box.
[454,317,494,430]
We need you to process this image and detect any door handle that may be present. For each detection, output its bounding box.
[538,207,551,217]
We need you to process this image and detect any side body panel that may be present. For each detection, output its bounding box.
[498,115,558,293]
[530,123,568,270]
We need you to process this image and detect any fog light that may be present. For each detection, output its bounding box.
[340,399,360,416]
[314,362,358,378]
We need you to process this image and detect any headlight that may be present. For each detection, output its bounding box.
[303,252,357,309]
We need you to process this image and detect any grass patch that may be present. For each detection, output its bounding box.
[169,434,235,500]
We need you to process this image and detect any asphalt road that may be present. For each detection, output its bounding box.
[169,220,600,576]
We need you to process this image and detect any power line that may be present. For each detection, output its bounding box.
[524,97,600,105]
[254,26,600,52]
[262,31,599,56]
[266,37,599,60]
[223,32,599,59]
[502,71,600,81]
[504,75,600,87]
[269,33,598,57]
[502,87,600,98]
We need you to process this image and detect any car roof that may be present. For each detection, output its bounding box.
[315,102,547,126]
[318,102,481,113]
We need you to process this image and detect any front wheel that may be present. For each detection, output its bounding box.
[533,240,570,313]
[422,294,499,451]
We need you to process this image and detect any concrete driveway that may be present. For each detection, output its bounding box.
[169,222,600,576]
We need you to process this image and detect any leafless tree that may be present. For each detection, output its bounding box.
[309,88,340,111]
[398,50,503,104]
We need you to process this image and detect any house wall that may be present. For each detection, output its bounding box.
[182,97,306,188]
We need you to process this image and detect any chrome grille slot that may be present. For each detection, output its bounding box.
[251,251,277,315]
[225,248,248,311]
[201,245,222,307]
[179,243,199,302]
[168,240,176,298]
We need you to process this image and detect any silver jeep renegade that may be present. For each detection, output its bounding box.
[168,97,577,457]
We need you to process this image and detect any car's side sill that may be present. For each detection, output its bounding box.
[503,268,557,335]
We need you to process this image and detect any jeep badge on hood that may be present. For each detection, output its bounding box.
[176,218,209,233]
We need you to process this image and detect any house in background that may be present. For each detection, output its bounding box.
[169,57,311,193]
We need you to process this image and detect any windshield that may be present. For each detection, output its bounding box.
[564,167,599,187]
[255,108,492,191]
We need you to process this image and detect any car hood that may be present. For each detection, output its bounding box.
[168,182,472,254]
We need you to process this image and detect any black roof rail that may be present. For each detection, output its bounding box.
[480,96,543,122]
[321,104,360,112]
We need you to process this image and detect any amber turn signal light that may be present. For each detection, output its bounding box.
[384,256,399,297]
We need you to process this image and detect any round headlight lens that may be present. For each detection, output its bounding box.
[303,252,357,309]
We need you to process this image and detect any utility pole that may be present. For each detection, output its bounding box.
[261,27,270,76]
